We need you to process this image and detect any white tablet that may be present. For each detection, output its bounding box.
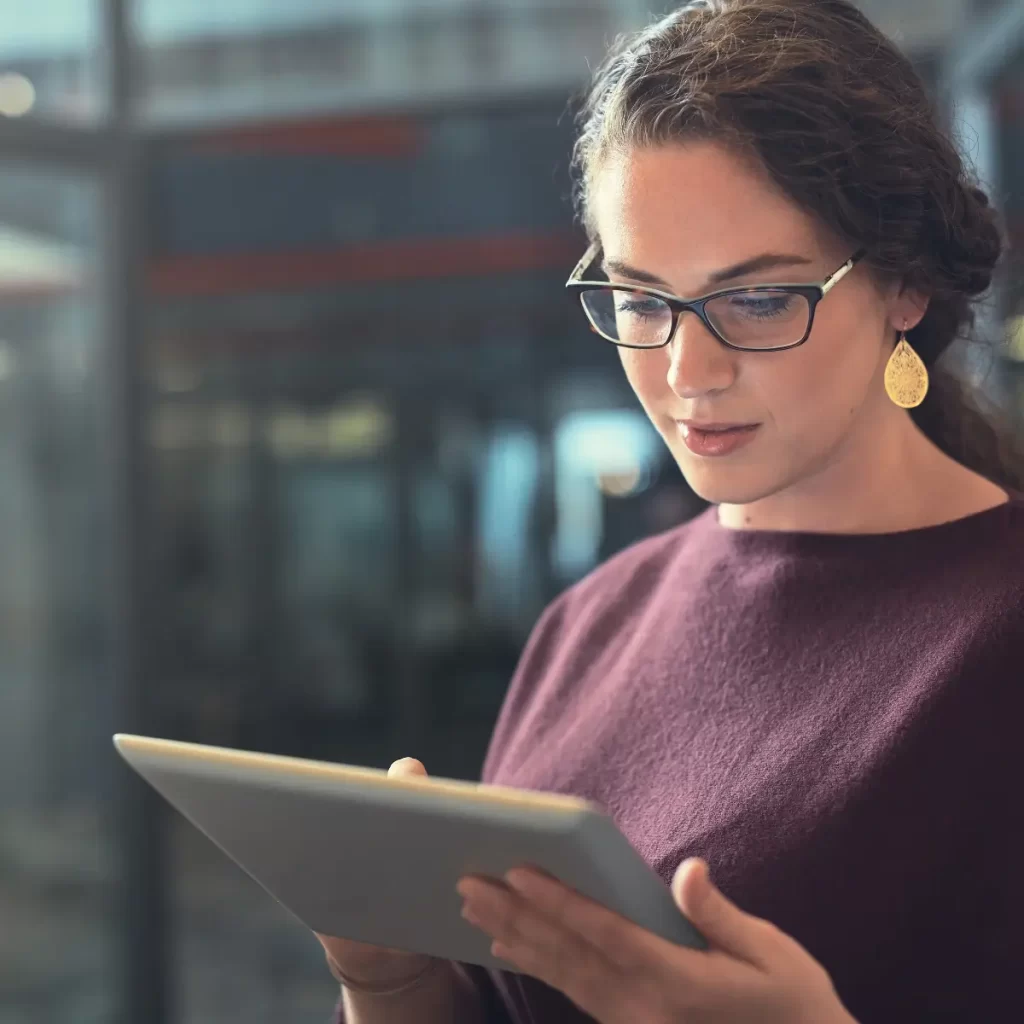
[113,734,707,973]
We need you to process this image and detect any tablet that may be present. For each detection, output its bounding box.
[113,734,707,973]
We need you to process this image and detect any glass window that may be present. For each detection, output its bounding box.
[136,0,374,122]
[0,163,116,1022]
[0,1,104,123]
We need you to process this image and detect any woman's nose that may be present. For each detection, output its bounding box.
[665,311,737,399]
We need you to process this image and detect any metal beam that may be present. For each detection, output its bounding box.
[99,1,170,1023]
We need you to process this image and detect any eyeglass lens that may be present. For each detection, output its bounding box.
[580,288,812,349]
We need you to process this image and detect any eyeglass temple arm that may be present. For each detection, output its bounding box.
[567,241,601,286]
[569,243,865,294]
[820,249,866,295]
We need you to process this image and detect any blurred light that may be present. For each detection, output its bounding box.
[325,400,392,456]
[0,73,36,117]
[0,342,15,381]
[478,426,539,622]
[268,401,391,460]
[269,409,314,458]
[157,365,202,393]
[210,403,250,448]
[1006,315,1024,363]
[0,226,80,291]
[150,405,206,449]
[554,409,661,577]
[597,466,642,497]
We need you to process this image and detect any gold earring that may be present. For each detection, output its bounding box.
[884,322,929,408]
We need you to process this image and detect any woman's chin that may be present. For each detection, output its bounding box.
[675,456,784,508]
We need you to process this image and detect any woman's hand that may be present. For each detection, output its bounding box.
[456,858,858,1024]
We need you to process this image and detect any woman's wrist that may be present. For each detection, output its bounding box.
[326,950,441,996]
[339,957,487,1024]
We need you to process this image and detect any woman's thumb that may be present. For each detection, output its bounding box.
[671,858,765,964]
[388,757,427,778]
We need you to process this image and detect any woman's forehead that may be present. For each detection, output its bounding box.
[591,143,837,275]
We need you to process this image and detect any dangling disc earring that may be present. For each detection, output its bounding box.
[884,320,929,409]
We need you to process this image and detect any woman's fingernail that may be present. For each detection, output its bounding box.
[504,869,535,896]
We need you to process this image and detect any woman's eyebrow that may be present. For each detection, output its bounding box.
[601,252,816,291]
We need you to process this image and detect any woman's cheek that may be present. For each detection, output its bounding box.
[618,348,670,412]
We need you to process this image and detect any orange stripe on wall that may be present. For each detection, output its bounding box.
[187,114,424,158]
[148,231,583,296]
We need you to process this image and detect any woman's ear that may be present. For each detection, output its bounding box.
[889,287,930,334]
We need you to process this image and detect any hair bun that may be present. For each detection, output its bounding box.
[968,185,991,208]
[941,180,1002,297]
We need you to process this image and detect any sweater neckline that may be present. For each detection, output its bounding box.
[697,490,1023,554]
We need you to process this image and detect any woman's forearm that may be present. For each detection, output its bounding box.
[341,959,487,1024]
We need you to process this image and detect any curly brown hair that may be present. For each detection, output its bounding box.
[571,0,1024,492]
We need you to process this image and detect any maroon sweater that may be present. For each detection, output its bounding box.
[339,496,1024,1023]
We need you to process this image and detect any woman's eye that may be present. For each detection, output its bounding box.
[616,296,663,318]
[729,294,794,319]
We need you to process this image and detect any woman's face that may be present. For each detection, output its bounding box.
[590,141,919,507]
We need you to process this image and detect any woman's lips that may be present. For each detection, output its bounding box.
[676,421,761,457]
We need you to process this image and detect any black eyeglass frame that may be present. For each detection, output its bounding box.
[565,242,867,352]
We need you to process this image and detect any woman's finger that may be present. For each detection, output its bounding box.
[502,869,693,984]
[463,876,651,1023]
[388,757,427,776]
[671,858,774,967]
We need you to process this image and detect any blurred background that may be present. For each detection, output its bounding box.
[0,2,1021,1022]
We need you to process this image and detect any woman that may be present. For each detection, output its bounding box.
[320,1,1024,1021]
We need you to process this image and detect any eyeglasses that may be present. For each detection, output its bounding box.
[565,243,866,352]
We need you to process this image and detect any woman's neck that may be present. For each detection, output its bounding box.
[716,410,1009,535]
